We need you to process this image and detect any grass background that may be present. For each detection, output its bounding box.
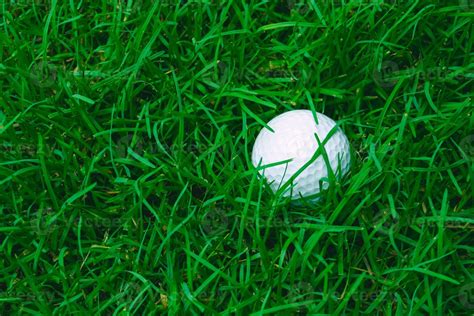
[0,0,473,314]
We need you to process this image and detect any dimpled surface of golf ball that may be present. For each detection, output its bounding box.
[252,110,350,200]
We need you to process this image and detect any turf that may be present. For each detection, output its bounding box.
[0,0,473,314]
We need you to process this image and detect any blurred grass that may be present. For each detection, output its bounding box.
[0,0,473,314]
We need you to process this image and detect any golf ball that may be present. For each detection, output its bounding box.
[252,110,350,201]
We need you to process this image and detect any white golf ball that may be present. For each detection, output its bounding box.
[252,110,350,201]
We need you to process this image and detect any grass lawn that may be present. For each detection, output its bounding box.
[0,0,473,314]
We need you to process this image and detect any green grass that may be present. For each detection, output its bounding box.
[0,0,473,314]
